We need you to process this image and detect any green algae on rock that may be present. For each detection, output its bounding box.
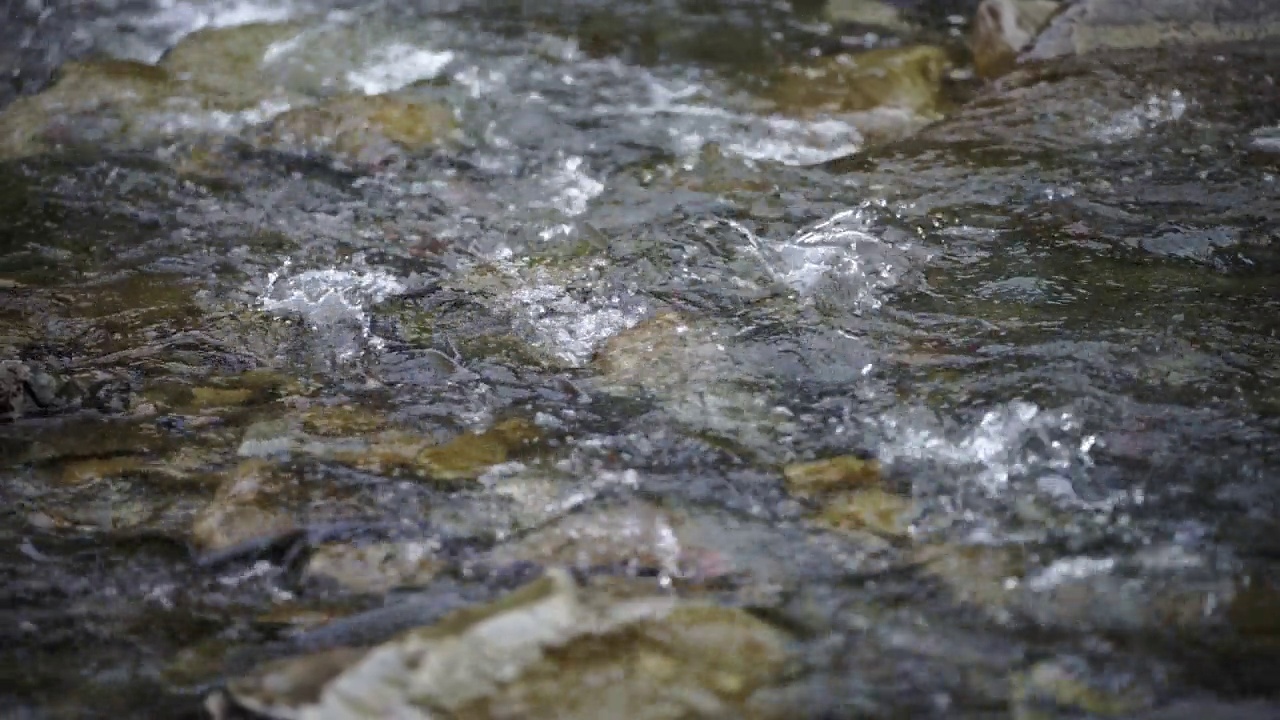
[325,417,543,484]
[299,404,392,438]
[415,417,543,482]
[156,22,304,108]
[254,93,458,166]
[764,45,951,117]
[0,22,307,160]
[217,568,793,720]
[783,455,883,496]
[816,488,918,540]
[0,59,176,159]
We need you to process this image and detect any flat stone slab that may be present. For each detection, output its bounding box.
[1026,0,1280,58]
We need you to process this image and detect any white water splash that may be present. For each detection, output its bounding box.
[1091,90,1188,143]
[113,0,300,62]
[873,401,1098,496]
[1026,556,1116,592]
[345,43,455,95]
[141,97,294,134]
[481,254,648,367]
[725,116,864,166]
[259,259,405,361]
[505,281,647,367]
[616,71,864,166]
[535,155,605,218]
[728,205,916,312]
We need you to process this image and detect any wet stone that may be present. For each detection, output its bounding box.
[972,0,1063,79]
[58,456,148,485]
[764,45,952,118]
[783,455,883,497]
[254,93,458,167]
[219,568,794,720]
[190,459,300,552]
[414,417,544,483]
[0,59,175,159]
[299,404,390,437]
[1011,657,1158,719]
[824,0,912,33]
[1027,0,1280,60]
[304,540,445,594]
[913,542,1028,618]
[816,488,919,540]
[238,419,302,459]
[156,22,303,107]
[478,501,711,581]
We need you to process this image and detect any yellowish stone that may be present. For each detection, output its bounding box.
[783,455,883,496]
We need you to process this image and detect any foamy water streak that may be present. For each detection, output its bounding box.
[345,43,455,95]
[473,51,865,167]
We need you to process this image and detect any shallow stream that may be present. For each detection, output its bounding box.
[1,1,1279,718]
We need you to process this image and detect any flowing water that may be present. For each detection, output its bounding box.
[1,0,1279,718]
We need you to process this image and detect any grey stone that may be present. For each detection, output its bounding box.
[1027,0,1280,59]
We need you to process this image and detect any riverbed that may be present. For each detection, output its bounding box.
[1,1,1278,718]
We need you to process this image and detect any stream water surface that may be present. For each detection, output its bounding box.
[1,0,1279,718]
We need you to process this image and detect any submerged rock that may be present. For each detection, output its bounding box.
[217,568,793,719]
[254,93,458,166]
[0,23,306,159]
[416,417,542,482]
[816,488,918,539]
[190,459,299,552]
[329,417,543,483]
[765,45,951,118]
[916,542,1243,635]
[824,0,912,33]
[0,59,174,158]
[478,500,738,584]
[592,311,797,461]
[783,455,883,497]
[157,22,302,107]
[305,541,445,594]
[299,404,390,437]
[1011,657,1157,719]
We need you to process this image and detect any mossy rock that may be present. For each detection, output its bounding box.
[783,455,883,496]
[416,417,543,482]
[1010,659,1154,719]
[816,488,918,539]
[299,404,391,437]
[0,59,176,159]
[765,45,952,117]
[256,93,458,165]
[159,22,304,109]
